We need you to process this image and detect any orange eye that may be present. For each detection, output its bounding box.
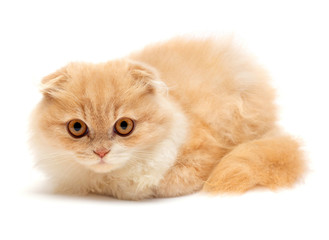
[67,119,88,138]
[114,117,135,136]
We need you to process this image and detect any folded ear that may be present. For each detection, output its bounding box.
[40,66,69,98]
[128,60,168,95]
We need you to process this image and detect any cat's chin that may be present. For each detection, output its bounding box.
[87,162,119,173]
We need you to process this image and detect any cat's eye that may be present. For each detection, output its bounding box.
[67,119,88,138]
[114,117,135,137]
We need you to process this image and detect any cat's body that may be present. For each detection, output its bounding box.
[30,37,305,200]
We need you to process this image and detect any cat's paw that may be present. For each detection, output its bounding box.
[203,161,257,194]
[54,183,89,196]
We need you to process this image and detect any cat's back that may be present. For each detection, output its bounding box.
[130,37,235,86]
[130,37,276,144]
[130,37,273,100]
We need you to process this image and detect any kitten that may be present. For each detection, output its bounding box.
[30,37,306,200]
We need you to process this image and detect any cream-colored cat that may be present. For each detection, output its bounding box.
[30,37,305,200]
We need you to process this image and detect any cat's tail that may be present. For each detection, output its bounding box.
[203,131,307,193]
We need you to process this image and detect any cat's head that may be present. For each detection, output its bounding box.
[31,60,175,174]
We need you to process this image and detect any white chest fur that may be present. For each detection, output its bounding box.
[100,109,188,200]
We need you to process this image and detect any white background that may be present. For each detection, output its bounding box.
[0,0,328,239]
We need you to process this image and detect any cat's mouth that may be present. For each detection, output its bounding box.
[88,160,116,173]
[99,158,107,164]
[76,153,127,173]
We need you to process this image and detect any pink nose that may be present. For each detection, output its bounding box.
[93,148,110,158]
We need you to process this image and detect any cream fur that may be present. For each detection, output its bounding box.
[30,37,306,200]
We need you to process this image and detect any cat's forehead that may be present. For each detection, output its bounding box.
[54,62,145,120]
[67,61,132,98]
[42,60,158,127]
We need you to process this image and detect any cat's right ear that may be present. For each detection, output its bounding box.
[40,67,69,98]
[128,61,168,95]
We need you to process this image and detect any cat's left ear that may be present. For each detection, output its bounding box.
[128,60,168,95]
[40,66,69,98]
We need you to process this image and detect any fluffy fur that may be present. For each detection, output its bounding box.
[30,37,306,200]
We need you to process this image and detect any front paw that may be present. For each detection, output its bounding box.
[54,183,89,196]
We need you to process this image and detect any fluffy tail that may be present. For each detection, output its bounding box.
[203,132,306,193]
